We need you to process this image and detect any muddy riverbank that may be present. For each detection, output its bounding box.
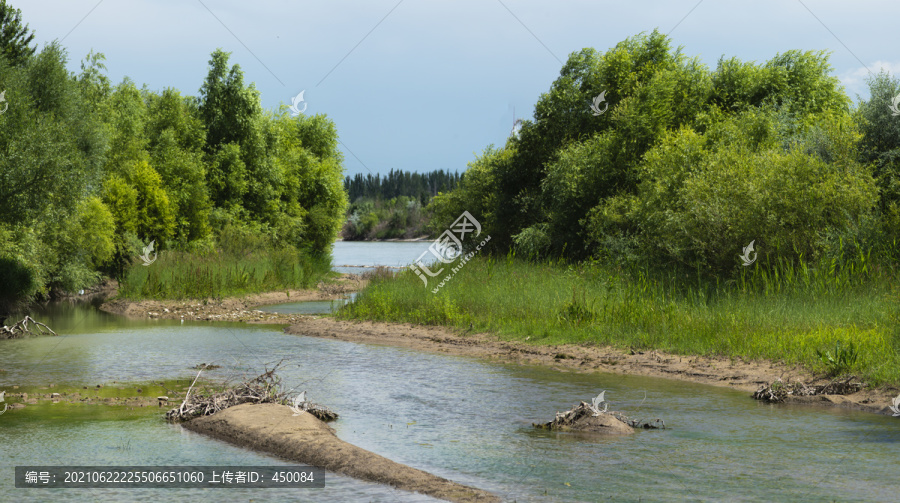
[100,276,363,324]
[283,317,899,416]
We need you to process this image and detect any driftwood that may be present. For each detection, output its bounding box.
[166,363,338,423]
[535,401,665,431]
[753,376,863,403]
[289,396,339,422]
[0,316,58,339]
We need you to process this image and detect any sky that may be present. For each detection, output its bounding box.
[17,0,900,178]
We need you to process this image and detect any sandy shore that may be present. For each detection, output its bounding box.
[282,317,900,416]
[182,403,499,503]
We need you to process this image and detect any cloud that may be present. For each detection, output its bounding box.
[839,60,900,99]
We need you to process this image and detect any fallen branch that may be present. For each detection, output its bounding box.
[753,376,863,403]
[0,316,58,339]
[166,362,338,423]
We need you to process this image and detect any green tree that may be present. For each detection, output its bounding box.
[198,49,260,151]
[198,49,280,220]
[0,0,35,67]
[0,42,103,224]
[429,146,505,251]
[207,142,248,209]
[77,50,111,108]
[0,40,107,301]
[439,31,859,267]
[856,71,900,238]
[588,108,876,272]
[146,88,211,243]
[270,112,347,254]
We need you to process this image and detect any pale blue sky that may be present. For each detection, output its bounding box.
[18,0,900,177]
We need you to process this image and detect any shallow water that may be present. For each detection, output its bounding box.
[331,240,436,274]
[256,294,356,315]
[2,304,898,502]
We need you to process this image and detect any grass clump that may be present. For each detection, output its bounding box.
[815,340,860,378]
[118,247,333,300]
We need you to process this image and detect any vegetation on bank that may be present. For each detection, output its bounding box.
[339,254,900,386]
[341,169,461,240]
[342,196,430,240]
[0,2,346,312]
[344,30,900,386]
[430,30,900,274]
[119,247,333,300]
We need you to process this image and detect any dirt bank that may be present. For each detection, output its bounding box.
[100,276,362,324]
[182,403,498,503]
[283,317,900,416]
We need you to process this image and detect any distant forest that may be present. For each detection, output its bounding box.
[344,169,462,204]
[341,169,462,240]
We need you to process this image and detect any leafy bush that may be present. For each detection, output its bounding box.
[816,340,859,377]
[588,108,877,273]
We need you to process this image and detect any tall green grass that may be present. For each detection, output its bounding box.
[339,252,900,386]
[119,247,333,300]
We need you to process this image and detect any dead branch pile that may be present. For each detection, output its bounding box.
[165,363,339,423]
[165,366,284,422]
[291,400,339,422]
[0,316,58,339]
[536,401,665,431]
[753,376,863,403]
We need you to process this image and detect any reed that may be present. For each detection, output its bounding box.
[339,251,900,386]
[119,247,333,300]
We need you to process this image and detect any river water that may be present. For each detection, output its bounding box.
[1,242,898,502]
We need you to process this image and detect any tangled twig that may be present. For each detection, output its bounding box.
[165,362,339,423]
[0,316,58,339]
[753,376,863,403]
[166,363,288,422]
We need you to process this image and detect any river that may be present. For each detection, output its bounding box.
[0,241,897,502]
